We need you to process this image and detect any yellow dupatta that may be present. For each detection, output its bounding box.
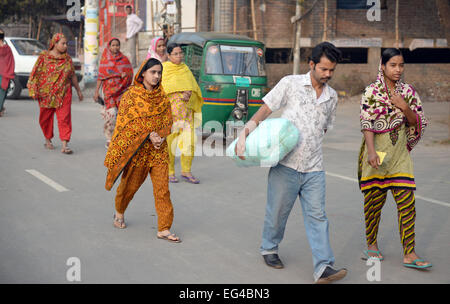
[161,61,203,114]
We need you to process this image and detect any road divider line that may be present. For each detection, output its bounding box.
[325,171,450,208]
[25,169,69,192]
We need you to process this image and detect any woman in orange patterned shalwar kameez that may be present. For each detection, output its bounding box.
[104,58,181,243]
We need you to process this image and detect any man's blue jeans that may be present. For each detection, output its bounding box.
[260,164,335,281]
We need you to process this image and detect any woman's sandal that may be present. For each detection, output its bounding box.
[113,214,126,229]
[61,147,73,154]
[169,175,179,183]
[157,233,182,243]
[403,259,432,269]
[362,249,384,261]
[181,175,200,184]
[44,142,55,150]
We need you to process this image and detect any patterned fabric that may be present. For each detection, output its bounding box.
[358,124,416,192]
[168,92,193,131]
[0,43,15,91]
[145,36,168,62]
[101,107,118,141]
[104,59,173,191]
[262,72,338,173]
[364,188,416,255]
[161,61,203,115]
[360,62,427,151]
[98,38,133,109]
[27,33,75,108]
[114,162,173,232]
[166,92,196,175]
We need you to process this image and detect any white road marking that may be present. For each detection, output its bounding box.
[325,172,358,183]
[26,169,69,192]
[325,171,450,208]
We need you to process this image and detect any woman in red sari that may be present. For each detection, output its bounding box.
[94,38,133,148]
[28,33,83,154]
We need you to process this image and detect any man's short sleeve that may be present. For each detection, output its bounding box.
[326,91,338,131]
[263,77,288,112]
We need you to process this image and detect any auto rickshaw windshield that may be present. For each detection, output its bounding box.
[205,44,266,77]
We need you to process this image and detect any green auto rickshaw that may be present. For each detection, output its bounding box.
[168,32,268,139]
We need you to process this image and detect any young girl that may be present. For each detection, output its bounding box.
[104,58,181,243]
[358,48,431,269]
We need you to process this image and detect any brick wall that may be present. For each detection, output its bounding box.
[253,0,296,48]
[196,0,450,101]
[335,0,445,42]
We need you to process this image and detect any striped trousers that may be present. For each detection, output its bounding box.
[364,188,416,255]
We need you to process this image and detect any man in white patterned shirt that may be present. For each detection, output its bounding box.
[235,42,347,284]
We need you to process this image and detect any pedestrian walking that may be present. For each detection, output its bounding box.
[125,5,143,68]
[162,43,203,184]
[0,28,15,117]
[145,36,168,63]
[27,33,83,154]
[358,48,431,269]
[235,42,347,284]
[94,37,133,148]
[104,58,181,243]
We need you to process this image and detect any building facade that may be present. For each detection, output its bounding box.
[197,0,450,100]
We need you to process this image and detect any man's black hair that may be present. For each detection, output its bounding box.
[125,5,133,10]
[309,42,342,64]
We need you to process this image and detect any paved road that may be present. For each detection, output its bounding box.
[0,92,449,284]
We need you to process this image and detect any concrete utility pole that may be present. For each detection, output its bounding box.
[112,0,116,37]
[175,0,182,33]
[84,0,99,84]
[293,0,303,74]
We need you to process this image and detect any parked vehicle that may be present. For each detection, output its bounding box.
[168,32,268,139]
[4,37,83,99]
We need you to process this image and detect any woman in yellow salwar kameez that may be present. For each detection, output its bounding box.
[358,48,430,268]
[162,43,203,184]
[104,58,181,243]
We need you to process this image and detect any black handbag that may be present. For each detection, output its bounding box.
[95,96,105,106]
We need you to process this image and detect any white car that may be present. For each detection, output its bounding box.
[5,37,83,99]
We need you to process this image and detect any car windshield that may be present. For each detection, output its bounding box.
[10,39,46,56]
[205,44,266,77]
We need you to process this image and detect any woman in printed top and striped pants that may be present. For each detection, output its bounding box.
[358,48,431,269]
